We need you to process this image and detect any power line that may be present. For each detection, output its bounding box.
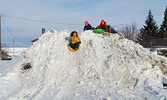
[3,15,54,23]
[2,14,125,28]
[2,14,83,26]
[2,20,31,46]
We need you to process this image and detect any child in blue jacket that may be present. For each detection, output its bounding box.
[83,21,92,31]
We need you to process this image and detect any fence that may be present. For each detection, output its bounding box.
[2,47,27,57]
[140,39,167,48]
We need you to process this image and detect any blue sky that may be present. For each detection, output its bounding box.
[0,0,167,47]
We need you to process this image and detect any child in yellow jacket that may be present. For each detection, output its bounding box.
[69,31,81,50]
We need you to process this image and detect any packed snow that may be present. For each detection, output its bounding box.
[0,29,167,100]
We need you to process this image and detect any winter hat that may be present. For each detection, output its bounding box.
[85,21,88,25]
[101,19,105,23]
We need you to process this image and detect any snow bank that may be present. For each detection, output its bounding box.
[1,29,167,100]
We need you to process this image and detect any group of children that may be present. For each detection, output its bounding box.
[69,19,108,51]
[84,19,108,31]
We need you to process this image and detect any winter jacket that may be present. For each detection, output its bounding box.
[70,36,81,44]
[96,22,108,31]
[84,24,92,31]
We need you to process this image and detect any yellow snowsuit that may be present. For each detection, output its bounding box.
[70,36,81,44]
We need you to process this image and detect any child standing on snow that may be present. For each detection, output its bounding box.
[83,21,92,31]
[69,31,81,50]
[96,19,108,31]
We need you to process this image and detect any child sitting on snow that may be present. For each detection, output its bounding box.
[83,21,92,31]
[96,19,108,31]
[69,31,81,50]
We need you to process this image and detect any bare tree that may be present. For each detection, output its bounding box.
[120,23,139,41]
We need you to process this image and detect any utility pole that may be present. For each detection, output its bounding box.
[0,14,2,60]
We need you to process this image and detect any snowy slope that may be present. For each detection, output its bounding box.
[0,29,167,100]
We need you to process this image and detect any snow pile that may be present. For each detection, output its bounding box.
[1,29,167,100]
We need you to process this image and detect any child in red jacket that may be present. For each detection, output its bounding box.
[96,19,108,31]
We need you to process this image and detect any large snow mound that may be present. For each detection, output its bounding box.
[1,29,167,100]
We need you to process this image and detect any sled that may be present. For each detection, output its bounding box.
[94,29,105,34]
[68,44,81,52]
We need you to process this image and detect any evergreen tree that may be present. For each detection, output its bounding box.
[136,29,146,43]
[160,6,167,38]
[142,10,159,39]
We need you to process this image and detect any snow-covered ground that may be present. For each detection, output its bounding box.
[2,48,28,57]
[0,29,167,100]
